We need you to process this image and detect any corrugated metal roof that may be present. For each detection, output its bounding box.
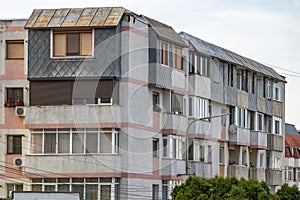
[143,16,187,47]
[25,7,126,28]
[180,32,285,82]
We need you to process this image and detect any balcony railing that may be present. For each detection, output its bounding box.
[187,161,212,178]
[267,134,283,152]
[249,168,266,182]
[250,131,267,149]
[266,169,282,186]
[25,154,122,174]
[25,105,121,126]
[161,158,185,176]
[229,127,250,146]
[228,165,249,180]
[162,113,187,132]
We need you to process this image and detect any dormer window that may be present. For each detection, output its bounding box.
[52,29,93,58]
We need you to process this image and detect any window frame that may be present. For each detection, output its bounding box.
[160,41,169,66]
[30,128,119,155]
[6,40,24,60]
[51,29,94,59]
[7,135,22,154]
[172,45,183,70]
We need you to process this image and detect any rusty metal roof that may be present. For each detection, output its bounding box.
[25,7,126,28]
[180,32,285,82]
[143,16,187,47]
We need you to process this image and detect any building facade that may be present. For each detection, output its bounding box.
[0,7,285,199]
[284,123,300,188]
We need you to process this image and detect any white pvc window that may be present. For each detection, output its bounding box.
[273,117,282,135]
[189,97,209,119]
[236,107,247,128]
[30,129,118,154]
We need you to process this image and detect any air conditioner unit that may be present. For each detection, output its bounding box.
[229,124,238,133]
[15,106,25,117]
[13,157,24,167]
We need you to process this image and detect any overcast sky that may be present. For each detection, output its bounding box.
[1,0,300,127]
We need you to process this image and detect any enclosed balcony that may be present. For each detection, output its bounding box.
[267,134,283,152]
[162,113,187,133]
[187,119,211,138]
[228,165,249,180]
[149,64,172,90]
[249,168,266,182]
[266,169,282,186]
[25,105,121,127]
[161,158,185,176]
[229,127,250,146]
[250,131,267,149]
[25,154,122,175]
[187,161,212,178]
[188,75,211,99]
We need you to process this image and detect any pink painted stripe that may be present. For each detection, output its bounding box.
[4,26,25,32]
[121,77,148,86]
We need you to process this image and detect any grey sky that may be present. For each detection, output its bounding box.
[1,0,300,127]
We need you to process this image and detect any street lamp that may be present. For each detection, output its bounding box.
[177,113,231,176]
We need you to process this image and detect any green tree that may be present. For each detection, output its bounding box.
[275,183,300,200]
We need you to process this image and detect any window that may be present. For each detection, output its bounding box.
[249,111,255,130]
[7,136,22,154]
[152,184,159,200]
[273,117,282,135]
[219,147,225,164]
[161,41,168,65]
[163,135,184,159]
[257,113,264,131]
[260,153,264,168]
[273,84,281,101]
[266,79,272,99]
[73,98,112,105]
[236,107,247,128]
[207,145,212,163]
[265,115,272,133]
[162,180,168,200]
[173,46,182,70]
[31,129,118,154]
[221,109,227,126]
[31,178,120,200]
[5,88,23,107]
[250,72,256,94]
[189,96,209,119]
[6,40,24,59]
[7,184,23,198]
[189,52,195,74]
[257,77,264,97]
[53,30,92,57]
[152,92,160,112]
[228,64,234,87]
[237,69,248,91]
[242,150,247,166]
[171,92,183,115]
[153,138,159,157]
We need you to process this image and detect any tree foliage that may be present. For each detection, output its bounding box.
[171,176,300,200]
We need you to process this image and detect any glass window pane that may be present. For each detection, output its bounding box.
[101,185,111,200]
[44,178,56,183]
[86,178,98,183]
[45,185,55,192]
[100,132,112,153]
[58,133,70,153]
[86,185,98,200]
[58,184,70,192]
[72,178,84,183]
[67,33,80,56]
[44,133,56,153]
[81,32,92,56]
[6,41,24,59]
[72,133,84,153]
[86,133,98,153]
[32,185,42,192]
[53,33,66,57]
[72,185,84,200]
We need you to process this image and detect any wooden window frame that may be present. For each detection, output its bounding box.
[6,40,24,60]
[51,29,94,59]
[160,41,169,66]
[172,45,183,70]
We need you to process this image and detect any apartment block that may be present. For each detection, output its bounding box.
[0,7,286,199]
[284,123,300,188]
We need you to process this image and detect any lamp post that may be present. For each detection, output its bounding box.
[178,113,231,176]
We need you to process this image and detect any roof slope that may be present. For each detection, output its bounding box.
[143,16,187,47]
[25,7,126,28]
[180,32,285,82]
[286,123,299,136]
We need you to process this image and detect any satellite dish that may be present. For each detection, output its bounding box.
[229,124,238,133]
